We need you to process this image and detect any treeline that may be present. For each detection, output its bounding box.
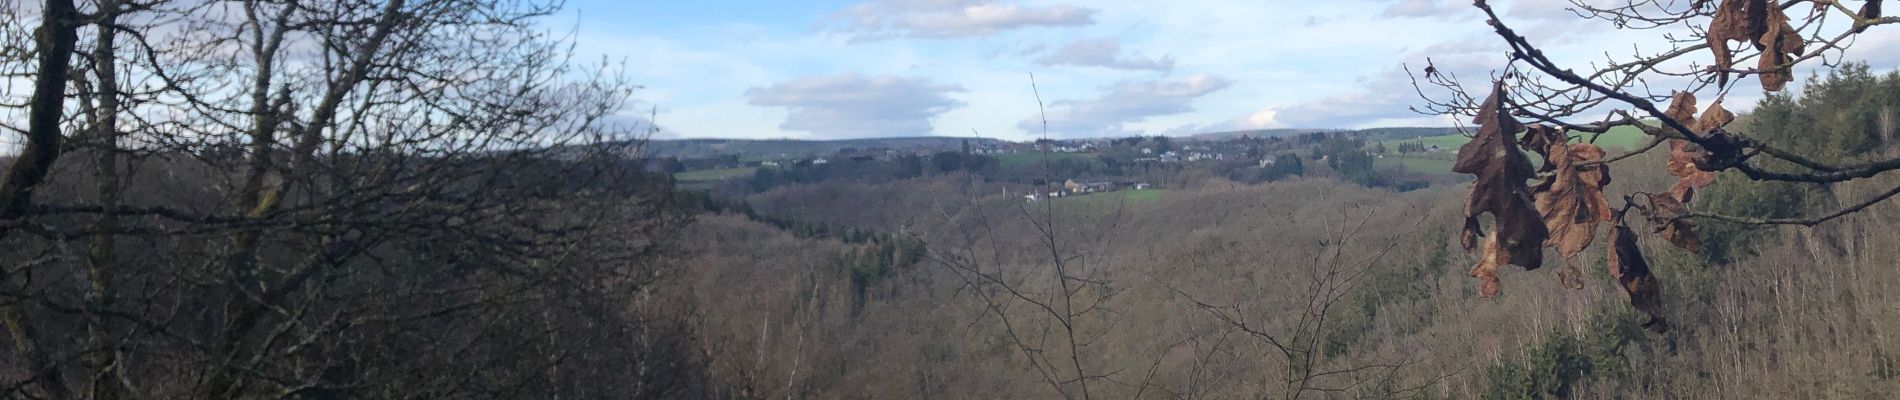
[679,190,927,311]
[1227,153,1307,183]
[655,154,745,173]
[0,1,716,398]
[1701,63,1900,263]
[1473,63,1900,398]
[1306,136,1431,191]
[1395,141,1434,153]
[837,236,928,314]
[682,191,880,243]
[744,151,997,193]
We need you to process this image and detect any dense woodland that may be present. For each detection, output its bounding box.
[4,0,1900,399]
[676,67,1900,398]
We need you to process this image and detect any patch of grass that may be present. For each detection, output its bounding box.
[1391,124,1652,154]
[996,152,1097,167]
[1579,125,1650,150]
[674,167,756,182]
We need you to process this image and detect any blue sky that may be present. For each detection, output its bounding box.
[556,0,1900,140]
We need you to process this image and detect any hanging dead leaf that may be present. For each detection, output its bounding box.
[1757,10,1804,91]
[1454,83,1548,298]
[1608,223,1669,333]
[1645,193,1704,253]
[1706,0,1758,88]
[1533,143,1612,290]
[1706,0,1804,90]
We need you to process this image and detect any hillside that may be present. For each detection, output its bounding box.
[643,136,1009,160]
[682,150,1900,398]
[1185,128,1338,140]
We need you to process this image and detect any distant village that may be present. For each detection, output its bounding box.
[659,129,1466,197]
[1022,179,1154,202]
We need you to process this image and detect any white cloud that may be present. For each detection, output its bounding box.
[1379,0,1473,19]
[555,0,1900,140]
[1022,75,1232,137]
[1034,38,1174,71]
[746,73,966,138]
[1226,35,1506,129]
[823,0,1097,40]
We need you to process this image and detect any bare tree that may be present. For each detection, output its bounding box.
[1401,0,1900,330]
[0,0,708,398]
[1159,205,1435,399]
[1414,0,1899,223]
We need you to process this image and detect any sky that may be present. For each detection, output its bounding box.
[0,0,1893,152]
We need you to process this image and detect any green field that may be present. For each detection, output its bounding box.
[673,166,756,182]
[1373,125,1653,176]
[1391,125,1651,153]
[996,152,1098,167]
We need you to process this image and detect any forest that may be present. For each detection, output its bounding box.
[4,0,1900,399]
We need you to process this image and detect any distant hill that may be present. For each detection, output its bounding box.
[639,127,1469,160]
[1187,127,1461,141]
[1346,127,1463,140]
[1185,129,1338,141]
[641,136,1009,160]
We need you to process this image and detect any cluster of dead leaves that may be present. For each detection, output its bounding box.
[1706,0,1807,91]
[1651,91,1738,254]
[1454,84,1717,333]
[1443,0,1876,336]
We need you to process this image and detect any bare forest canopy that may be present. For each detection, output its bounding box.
[642,136,1011,160]
[4,0,1900,399]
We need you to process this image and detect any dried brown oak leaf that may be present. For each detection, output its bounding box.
[1707,0,1804,90]
[1757,4,1805,92]
[1645,193,1704,253]
[1707,0,1760,88]
[1454,83,1548,298]
[1609,223,1669,333]
[1533,142,1612,290]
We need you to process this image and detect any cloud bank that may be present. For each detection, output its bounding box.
[1035,38,1174,71]
[824,0,1097,40]
[1024,75,1232,137]
[747,73,966,138]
